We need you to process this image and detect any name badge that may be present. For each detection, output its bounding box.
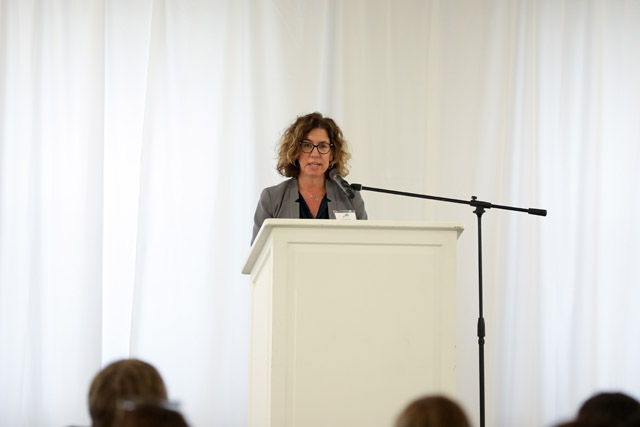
[333,210,356,220]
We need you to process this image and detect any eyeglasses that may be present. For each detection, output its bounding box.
[299,141,334,154]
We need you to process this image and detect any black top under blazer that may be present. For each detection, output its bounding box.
[251,177,368,244]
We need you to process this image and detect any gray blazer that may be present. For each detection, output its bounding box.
[252,177,368,243]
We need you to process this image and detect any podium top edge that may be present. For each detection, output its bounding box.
[260,218,464,231]
[241,219,464,274]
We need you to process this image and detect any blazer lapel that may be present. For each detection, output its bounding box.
[286,178,300,219]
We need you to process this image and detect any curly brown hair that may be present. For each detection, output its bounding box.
[276,112,352,178]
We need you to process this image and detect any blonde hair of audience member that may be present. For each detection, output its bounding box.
[88,359,168,427]
[395,395,471,427]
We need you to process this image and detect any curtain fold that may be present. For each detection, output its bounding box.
[0,1,106,425]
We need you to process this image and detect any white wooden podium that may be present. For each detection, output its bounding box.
[241,219,463,427]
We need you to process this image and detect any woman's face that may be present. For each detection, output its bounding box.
[297,128,334,179]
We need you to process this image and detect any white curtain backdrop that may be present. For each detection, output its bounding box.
[1,1,639,426]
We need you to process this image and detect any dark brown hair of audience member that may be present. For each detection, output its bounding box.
[576,392,640,427]
[88,359,168,427]
[276,111,351,178]
[554,422,599,427]
[114,399,189,427]
[395,395,471,427]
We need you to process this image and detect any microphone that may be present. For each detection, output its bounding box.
[328,168,355,199]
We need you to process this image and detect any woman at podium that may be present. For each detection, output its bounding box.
[252,112,368,243]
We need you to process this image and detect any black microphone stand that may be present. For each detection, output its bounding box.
[350,183,546,427]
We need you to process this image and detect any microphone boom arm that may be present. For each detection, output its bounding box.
[349,183,547,216]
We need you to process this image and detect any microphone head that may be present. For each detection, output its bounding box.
[328,168,342,179]
[328,168,355,199]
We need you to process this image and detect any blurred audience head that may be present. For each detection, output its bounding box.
[88,359,168,427]
[575,392,640,427]
[555,391,640,427]
[114,398,189,427]
[395,394,471,427]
